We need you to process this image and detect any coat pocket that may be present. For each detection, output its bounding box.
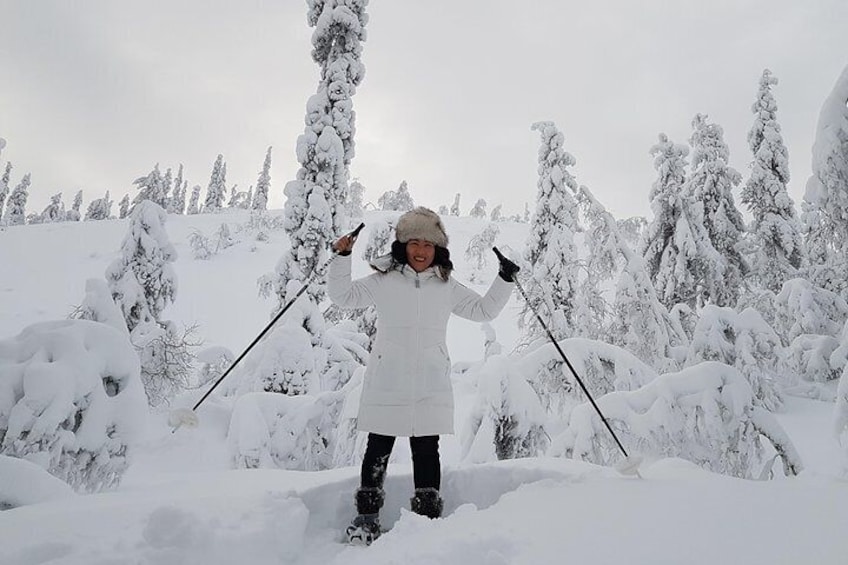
[422,344,451,392]
[368,343,406,394]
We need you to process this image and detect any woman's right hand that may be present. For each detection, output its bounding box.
[333,235,355,256]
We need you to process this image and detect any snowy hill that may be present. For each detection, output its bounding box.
[1,210,847,564]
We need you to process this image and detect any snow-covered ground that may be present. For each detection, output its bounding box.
[1,210,846,564]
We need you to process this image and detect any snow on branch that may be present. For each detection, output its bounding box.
[551,361,801,479]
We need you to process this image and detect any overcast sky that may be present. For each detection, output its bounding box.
[1,1,846,221]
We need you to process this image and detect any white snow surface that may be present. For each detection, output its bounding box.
[1,210,847,563]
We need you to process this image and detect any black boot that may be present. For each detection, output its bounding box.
[346,487,385,545]
[410,487,443,519]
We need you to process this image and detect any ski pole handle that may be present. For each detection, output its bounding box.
[334,222,365,255]
[349,222,365,240]
[493,246,506,262]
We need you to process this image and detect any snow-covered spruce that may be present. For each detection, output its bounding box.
[522,121,581,343]
[85,190,113,221]
[203,154,227,213]
[0,319,147,492]
[3,172,31,226]
[741,69,803,293]
[465,222,499,284]
[552,361,802,478]
[684,305,784,411]
[685,114,748,308]
[802,63,848,299]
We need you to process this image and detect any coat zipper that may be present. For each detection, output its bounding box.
[413,271,421,434]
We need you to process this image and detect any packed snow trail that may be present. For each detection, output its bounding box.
[2,458,847,565]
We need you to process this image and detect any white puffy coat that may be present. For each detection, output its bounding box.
[328,255,513,437]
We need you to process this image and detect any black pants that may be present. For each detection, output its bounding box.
[360,433,440,491]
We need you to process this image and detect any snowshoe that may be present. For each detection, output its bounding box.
[345,514,382,546]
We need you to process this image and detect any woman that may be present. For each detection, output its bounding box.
[329,207,519,544]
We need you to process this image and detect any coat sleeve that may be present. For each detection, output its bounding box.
[450,275,513,322]
[327,254,378,309]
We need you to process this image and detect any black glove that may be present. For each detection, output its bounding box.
[493,247,520,282]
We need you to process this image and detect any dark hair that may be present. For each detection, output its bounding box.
[390,240,453,280]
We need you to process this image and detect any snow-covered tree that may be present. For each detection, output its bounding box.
[801,64,848,299]
[578,185,686,371]
[345,178,365,219]
[438,204,449,216]
[131,164,167,211]
[450,193,461,216]
[105,201,189,405]
[3,173,30,226]
[203,154,227,212]
[186,185,201,215]
[522,121,581,342]
[686,114,748,307]
[465,223,500,283]
[490,204,503,222]
[684,305,784,411]
[85,191,112,221]
[252,146,273,211]
[641,134,705,310]
[39,192,66,223]
[267,0,369,309]
[66,189,83,222]
[0,319,148,492]
[742,69,804,293]
[106,201,177,333]
[377,180,414,212]
[554,362,801,478]
[616,216,646,248]
[470,198,487,219]
[0,162,11,221]
[118,194,130,220]
[462,356,548,463]
[167,164,186,214]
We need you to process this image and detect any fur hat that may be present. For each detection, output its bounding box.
[396,207,449,248]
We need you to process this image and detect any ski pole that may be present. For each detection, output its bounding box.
[493,246,636,466]
[170,222,365,433]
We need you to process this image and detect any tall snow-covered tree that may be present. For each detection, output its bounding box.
[490,204,503,222]
[742,69,803,293]
[522,121,581,342]
[118,194,130,220]
[252,146,272,211]
[345,178,365,219]
[465,223,500,283]
[0,162,11,221]
[801,64,848,299]
[686,114,748,307]
[66,189,83,221]
[106,201,177,333]
[167,164,186,214]
[105,201,190,405]
[203,154,227,212]
[85,191,113,221]
[270,0,369,306]
[640,134,703,310]
[131,164,166,211]
[186,185,201,215]
[4,173,31,226]
[470,198,487,219]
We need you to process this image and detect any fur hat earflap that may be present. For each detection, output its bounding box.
[396,207,449,248]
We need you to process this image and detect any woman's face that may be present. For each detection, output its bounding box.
[406,239,436,272]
